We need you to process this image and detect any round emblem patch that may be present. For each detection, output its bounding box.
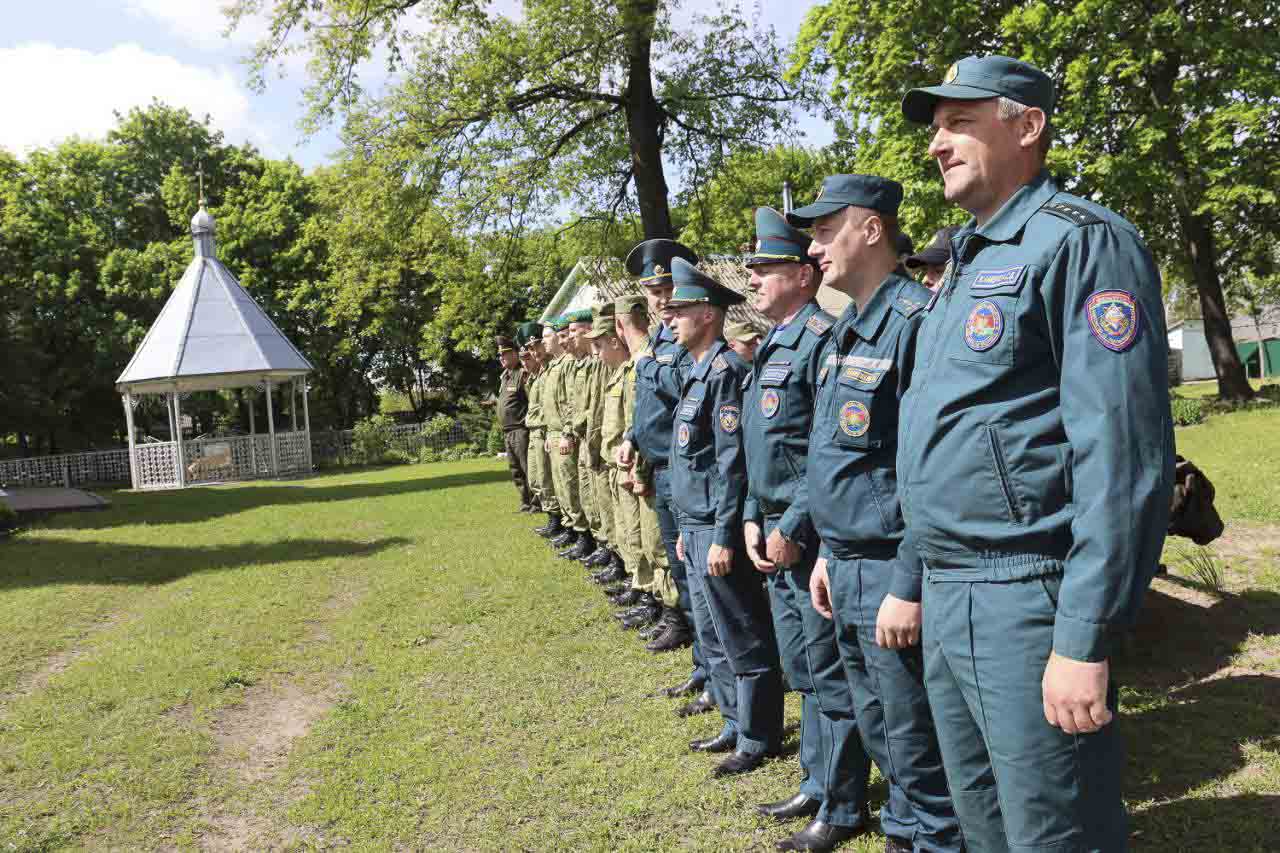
[719,404,741,433]
[1085,290,1139,352]
[760,389,780,419]
[839,401,870,438]
[964,300,1004,351]
[677,422,690,448]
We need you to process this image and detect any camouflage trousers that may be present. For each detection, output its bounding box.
[527,428,557,514]
[610,467,676,605]
[547,431,586,532]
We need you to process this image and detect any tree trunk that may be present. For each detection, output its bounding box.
[622,0,674,240]
[1182,212,1254,400]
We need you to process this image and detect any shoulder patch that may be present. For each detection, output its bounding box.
[718,404,741,433]
[1042,200,1103,227]
[805,314,834,336]
[712,354,729,373]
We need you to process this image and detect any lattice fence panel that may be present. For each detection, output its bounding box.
[275,431,310,474]
[135,443,178,490]
[0,449,133,487]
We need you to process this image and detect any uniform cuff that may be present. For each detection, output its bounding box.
[713,525,738,549]
[819,540,833,562]
[743,498,762,526]
[888,565,922,603]
[777,508,810,543]
[1052,614,1111,662]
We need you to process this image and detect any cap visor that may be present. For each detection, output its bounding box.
[785,200,848,227]
[901,83,999,124]
[905,247,950,268]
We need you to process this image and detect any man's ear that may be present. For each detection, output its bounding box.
[1018,107,1047,151]
[863,213,884,247]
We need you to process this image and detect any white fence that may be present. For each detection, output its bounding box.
[0,419,472,489]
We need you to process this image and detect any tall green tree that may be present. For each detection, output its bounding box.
[227,0,813,240]
[794,0,1279,399]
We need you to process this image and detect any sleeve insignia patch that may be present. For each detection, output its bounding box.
[712,354,729,373]
[839,400,870,437]
[718,404,741,433]
[759,388,780,418]
[677,422,691,447]
[972,266,1025,291]
[964,300,1004,352]
[1086,290,1140,352]
[806,315,834,335]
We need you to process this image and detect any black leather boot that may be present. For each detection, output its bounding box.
[534,514,562,537]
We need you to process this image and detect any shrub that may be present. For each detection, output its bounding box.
[384,448,415,465]
[352,414,397,464]
[1170,397,1206,426]
[422,413,457,445]
[417,446,441,465]
[0,501,17,535]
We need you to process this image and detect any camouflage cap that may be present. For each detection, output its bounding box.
[724,320,766,345]
[615,293,648,315]
[585,313,618,340]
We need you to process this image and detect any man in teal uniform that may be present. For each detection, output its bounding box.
[794,175,962,853]
[740,206,873,850]
[616,240,706,708]
[655,256,784,777]
[899,56,1174,852]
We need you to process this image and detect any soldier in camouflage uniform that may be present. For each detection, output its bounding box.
[495,336,532,511]
[542,317,587,552]
[563,308,601,561]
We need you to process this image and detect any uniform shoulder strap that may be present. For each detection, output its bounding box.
[804,312,835,337]
[1041,198,1103,227]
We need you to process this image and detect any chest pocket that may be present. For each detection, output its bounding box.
[831,360,892,449]
[949,265,1030,366]
[754,361,791,423]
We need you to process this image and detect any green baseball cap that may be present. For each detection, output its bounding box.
[786,174,904,227]
[902,55,1055,125]
[585,313,618,340]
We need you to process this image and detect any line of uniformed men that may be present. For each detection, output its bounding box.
[495,54,1172,853]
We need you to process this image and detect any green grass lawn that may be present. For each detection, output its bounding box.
[2,405,1278,850]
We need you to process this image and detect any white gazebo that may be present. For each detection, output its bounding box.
[115,199,315,490]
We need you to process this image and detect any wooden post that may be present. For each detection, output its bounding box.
[302,378,313,471]
[290,379,299,432]
[265,379,279,476]
[122,393,138,489]
[173,391,188,488]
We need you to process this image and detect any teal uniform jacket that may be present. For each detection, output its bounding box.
[742,300,835,541]
[898,170,1175,662]
[629,323,691,466]
[807,275,931,601]
[670,340,750,547]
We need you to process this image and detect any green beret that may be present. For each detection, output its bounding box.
[566,308,593,325]
[549,315,570,332]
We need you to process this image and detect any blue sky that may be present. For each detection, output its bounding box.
[1,0,834,171]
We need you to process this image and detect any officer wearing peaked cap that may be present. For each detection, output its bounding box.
[658,256,785,778]
[616,239,708,703]
[798,174,964,852]
[898,55,1173,852]
[739,206,874,849]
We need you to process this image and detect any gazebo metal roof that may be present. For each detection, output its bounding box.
[115,203,312,395]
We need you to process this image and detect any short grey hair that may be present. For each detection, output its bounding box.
[997,96,1053,157]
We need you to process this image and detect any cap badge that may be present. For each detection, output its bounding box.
[1086,290,1139,352]
[839,400,870,438]
[760,388,780,419]
[654,263,666,275]
[964,300,1004,351]
[944,62,959,84]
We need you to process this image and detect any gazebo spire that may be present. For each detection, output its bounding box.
[191,162,216,259]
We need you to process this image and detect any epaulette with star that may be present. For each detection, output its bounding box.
[805,314,834,336]
[712,354,729,373]
[1042,199,1102,227]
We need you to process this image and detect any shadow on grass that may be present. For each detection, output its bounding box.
[47,467,511,530]
[0,536,410,590]
[1132,793,1280,851]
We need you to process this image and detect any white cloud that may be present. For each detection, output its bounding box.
[0,42,279,157]
[124,0,266,50]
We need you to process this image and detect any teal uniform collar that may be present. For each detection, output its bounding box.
[766,300,822,351]
[690,339,730,382]
[836,274,911,343]
[974,170,1058,244]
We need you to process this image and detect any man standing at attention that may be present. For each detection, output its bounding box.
[495,335,532,512]
[658,256,784,777]
[899,56,1174,851]
[740,207,873,851]
[795,175,962,853]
